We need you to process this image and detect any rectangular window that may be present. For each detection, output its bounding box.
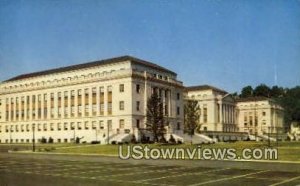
[92,121,97,129]
[136,84,140,93]
[119,101,124,110]
[249,116,253,126]
[99,121,104,129]
[177,93,180,100]
[119,119,125,129]
[85,105,89,112]
[85,121,89,130]
[64,90,69,99]
[50,123,54,131]
[136,101,140,111]
[107,120,112,130]
[108,86,112,92]
[85,88,89,96]
[64,122,68,130]
[203,107,208,123]
[119,84,124,92]
[43,123,47,131]
[70,122,75,130]
[177,107,180,115]
[26,125,30,132]
[136,119,140,129]
[77,89,81,96]
[108,102,112,114]
[77,122,82,130]
[57,123,61,131]
[177,122,181,130]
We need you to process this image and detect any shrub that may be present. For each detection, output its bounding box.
[168,135,176,144]
[159,137,167,144]
[48,137,54,143]
[131,135,137,144]
[40,137,47,144]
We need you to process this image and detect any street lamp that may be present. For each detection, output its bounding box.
[73,126,76,144]
[107,123,109,144]
[32,124,35,152]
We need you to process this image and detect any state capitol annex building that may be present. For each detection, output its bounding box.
[0,56,285,144]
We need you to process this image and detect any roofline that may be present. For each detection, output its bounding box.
[3,55,177,83]
[236,96,271,102]
[185,85,228,94]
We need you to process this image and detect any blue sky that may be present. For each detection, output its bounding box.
[0,0,299,93]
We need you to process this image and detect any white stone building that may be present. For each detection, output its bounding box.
[184,85,245,142]
[0,56,184,144]
[236,97,285,141]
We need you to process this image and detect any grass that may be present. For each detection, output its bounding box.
[2,141,299,161]
[48,141,300,162]
[0,143,88,152]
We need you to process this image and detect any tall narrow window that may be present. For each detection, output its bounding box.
[119,101,124,110]
[203,107,208,123]
[136,101,140,111]
[177,93,180,100]
[119,84,124,92]
[136,84,140,93]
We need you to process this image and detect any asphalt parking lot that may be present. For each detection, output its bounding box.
[0,153,300,186]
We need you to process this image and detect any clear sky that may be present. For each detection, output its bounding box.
[0,0,299,93]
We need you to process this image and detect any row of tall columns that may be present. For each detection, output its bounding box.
[5,86,110,122]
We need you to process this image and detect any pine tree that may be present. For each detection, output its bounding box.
[146,90,165,142]
[184,100,201,136]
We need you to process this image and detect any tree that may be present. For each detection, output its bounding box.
[241,86,253,98]
[184,100,201,137]
[270,86,285,98]
[48,137,54,143]
[253,84,271,97]
[146,90,165,143]
[277,86,300,124]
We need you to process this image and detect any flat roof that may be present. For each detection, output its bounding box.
[236,96,270,102]
[3,55,176,82]
[185,85,228,94]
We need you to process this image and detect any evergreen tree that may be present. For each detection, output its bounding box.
[241,86,253,98]
[146,90,165,142]
[184,100,201,136]
[253,84,271,97]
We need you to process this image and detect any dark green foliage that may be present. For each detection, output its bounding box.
[241,85,253,98]
[184,100,200,135]
[168,135,176,144]
[40,137,47,143]
[239,85,300,125]
[146,90,165,142]
[48,137,53,143]
[131,135,137,144]
[253,84,271,97]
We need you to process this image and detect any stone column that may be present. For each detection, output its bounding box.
[24,95,27,121]
[89,87,92,117]
[96,86,100,116]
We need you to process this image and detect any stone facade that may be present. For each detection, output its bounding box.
[0,56,184,144]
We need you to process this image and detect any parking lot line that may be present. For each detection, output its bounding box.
[136,168,230,183]
[269,175,300,186]
[188,170,269,186]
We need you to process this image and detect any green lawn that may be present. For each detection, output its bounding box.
[48,141,300,162]
[2,141,298,161]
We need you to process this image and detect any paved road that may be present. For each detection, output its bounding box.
[0,153,299,186]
